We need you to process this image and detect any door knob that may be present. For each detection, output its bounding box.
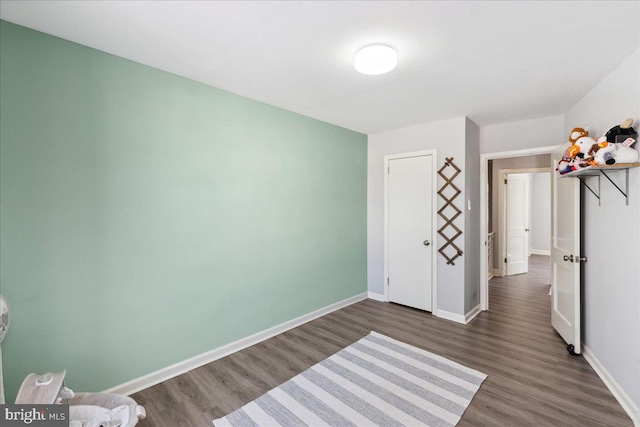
[423,240,430,246]
[525,228,530,232]
[563,255,574,262]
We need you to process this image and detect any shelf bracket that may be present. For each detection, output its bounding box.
[600,169,630,205]
[577,175,600,206]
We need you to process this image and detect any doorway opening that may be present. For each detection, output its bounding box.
[492,169,553,313]
[498,168,551,278]
[482,145,583,354]
[480,146,557,310]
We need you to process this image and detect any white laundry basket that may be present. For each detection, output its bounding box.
[16,371,146,427]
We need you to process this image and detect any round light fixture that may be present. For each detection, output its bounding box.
[354,44,397,75]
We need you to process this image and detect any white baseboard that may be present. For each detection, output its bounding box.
[491,268,500,278]
[103,292,368,396]
[582,345,640,426]
[367,292,386,302]
[436,304,482,325]
[465,304,482,324]
[435,309,465,324]
[530,249,550,256]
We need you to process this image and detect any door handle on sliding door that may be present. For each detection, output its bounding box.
[423,240,430,246]
[563,255,574,262]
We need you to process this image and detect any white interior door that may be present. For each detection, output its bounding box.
[387,155,433,311]
[506,174,530,276]
[551,146,581,354]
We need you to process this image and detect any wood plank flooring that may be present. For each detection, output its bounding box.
[133,255,631,426]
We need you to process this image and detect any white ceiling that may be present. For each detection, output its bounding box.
[1,1,638,134]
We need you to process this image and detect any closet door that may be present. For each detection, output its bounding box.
[386,154,434,312]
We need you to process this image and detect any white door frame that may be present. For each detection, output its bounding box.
[498,167,551,277]
[480,146,558,311]
[384,149,438,314]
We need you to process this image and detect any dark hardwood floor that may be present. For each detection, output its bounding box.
[133,255,631,426]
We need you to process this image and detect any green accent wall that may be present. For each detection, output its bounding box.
[0,21,367,401]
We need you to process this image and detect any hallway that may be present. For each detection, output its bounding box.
[488,254,552,320]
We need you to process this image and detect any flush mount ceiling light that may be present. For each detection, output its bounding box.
[354,44,398,75]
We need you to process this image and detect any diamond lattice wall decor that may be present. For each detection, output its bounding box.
[437,157,463,265]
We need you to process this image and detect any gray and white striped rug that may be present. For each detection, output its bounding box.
[213,331,486,427]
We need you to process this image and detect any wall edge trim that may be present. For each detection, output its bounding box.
[436,304,482,325]
[103,292,368,396]
[464,304,482,324]
[582,344,640,426]
[367,292,386,302]
[435,309,466,324]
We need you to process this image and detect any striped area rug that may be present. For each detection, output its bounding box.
[213,331,487,426]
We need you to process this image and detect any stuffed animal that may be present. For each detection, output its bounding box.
[563,120,640,169]
[557,145,579,174]
[590,137,638,165]
[589,141,616,165]
[557,155,574,174]
[603,118,637,143]
[557,155,575,174]
[569,127,589,143]
[557,127,592,174]
[573,135,598,163]
[593,119,638,165]
[609,137,638,164]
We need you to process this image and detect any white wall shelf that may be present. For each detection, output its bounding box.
[560,163,640,206]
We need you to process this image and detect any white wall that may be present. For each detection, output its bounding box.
[480,114,564,154]
[564,48,640,413]
[465,118,481,312]
[367,117,468,315]
[530,172,551,254]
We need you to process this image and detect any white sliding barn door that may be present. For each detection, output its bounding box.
[551,146,581,355]
[387,155,434,312]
